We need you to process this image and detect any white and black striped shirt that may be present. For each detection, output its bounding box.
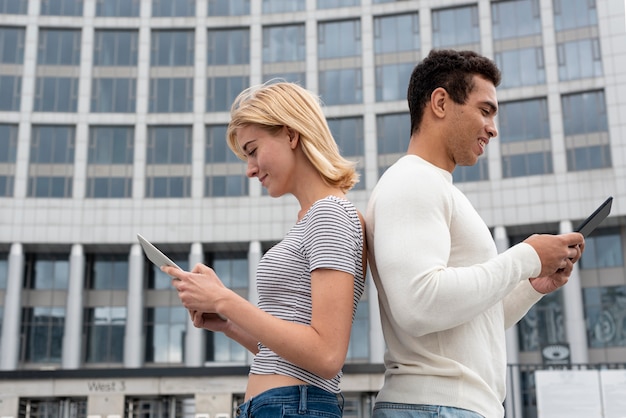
[250,196,365,393]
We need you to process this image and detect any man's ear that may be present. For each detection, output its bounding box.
[286,127,299,148]
[430,87,448,119]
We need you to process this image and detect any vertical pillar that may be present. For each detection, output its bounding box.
[62,244,84,369]
[247,241,261,363]
[560,220,589,363]
[494,226,523,418]
[124,243,144,368]
[0,243,25,370]
[185,242,205,367]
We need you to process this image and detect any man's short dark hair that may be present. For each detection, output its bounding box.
[407,49,501,135]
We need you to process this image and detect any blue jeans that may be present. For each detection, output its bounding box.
[235,385,343,418]
[372,402,484,418]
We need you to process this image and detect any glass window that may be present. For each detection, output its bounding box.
[151,30,194,66]
[432,5,480,48]
[38,29,81,65]
[152,0,195,17]
[86,254,129,290]
[579,228,623,269]
[262,0,304,14]
[145,306,187,363]
[318,69,362,106]
[452,159,489,183]
[93,30,139,66]
[30,125,75,164]
[553,0,597,31]
[205,175,248,197]
[499,98,552,177]
[91,78,136,113]
[20,307,65,363]
[0,0,28,14]
[0,26,26,64]
[583,285,626,348]
[318,20,361,59]
[0,253,8,289]
[346,300,369,361]
[262,24,305,63]
[146,254,189,289]
[208,0,249,16]
[562,90,611,171]
[376,113,409,155]
[518,290,565,351]
[562,90,608,136]
[374,13,419,54]
[40,0,83,16]
[96,0,140,16]
[0,124,18,197]
[495,47,545,88]
[205,252,248,363]
[28,125,75,198]
[19,399,87,417]
[145,126,192,198]
[34,77,79,112]
[212,254,248,289]
[491,0,541,39]
[206,76,248,112]
[149,77,193,113]
[205,125,247,197]
[206,125,238,164]
[207,28,250,65]
[88,126,134,165]
[84,307,126,363]
[0,75,20,110]
[318,0,359,8]
[557,38,603,81]
[375,63,413,102]
[327,117,366,191]
[147,126,192,165]
[500,98,550,142]
[23,254,69,290]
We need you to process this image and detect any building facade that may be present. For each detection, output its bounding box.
[0,0,625,417]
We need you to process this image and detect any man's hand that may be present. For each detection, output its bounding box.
[524,232,585,294]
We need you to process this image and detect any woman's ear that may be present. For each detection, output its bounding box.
[286,127,299,149]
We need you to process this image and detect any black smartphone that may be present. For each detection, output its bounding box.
[575,197,613,237]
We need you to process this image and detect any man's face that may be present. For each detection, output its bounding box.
[446,75,498,168]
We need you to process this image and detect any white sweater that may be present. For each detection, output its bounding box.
[365,155,543,418]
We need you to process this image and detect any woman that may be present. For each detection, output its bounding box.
[164,81,366,417]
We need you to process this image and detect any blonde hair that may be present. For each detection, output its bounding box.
[226,81,359,192]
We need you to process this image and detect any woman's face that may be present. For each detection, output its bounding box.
[236,125,297,197]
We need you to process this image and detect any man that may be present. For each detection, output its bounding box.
[365,49,585,417]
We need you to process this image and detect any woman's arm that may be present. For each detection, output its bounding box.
[167,263,355,379]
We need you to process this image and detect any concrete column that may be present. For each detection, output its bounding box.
[185,242,205,367]
[247,241,262,364]
[62,244,85,369]
[494,226,523,418]
[560,219,589,363]
[0,243,25,370]
[124,243,145,368]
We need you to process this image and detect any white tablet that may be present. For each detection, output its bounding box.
[137,233,182,270]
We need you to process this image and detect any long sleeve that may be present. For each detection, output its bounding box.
[367,156,541,337]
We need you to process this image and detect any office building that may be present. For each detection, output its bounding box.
[0,0,624,416]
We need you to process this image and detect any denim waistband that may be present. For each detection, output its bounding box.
[236,385,343,417]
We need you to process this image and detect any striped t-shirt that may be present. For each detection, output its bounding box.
[250,195,366,394]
